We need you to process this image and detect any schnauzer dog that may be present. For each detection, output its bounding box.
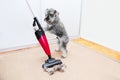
[44,8,69,58]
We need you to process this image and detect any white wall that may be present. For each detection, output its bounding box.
[81,0,120,52]
[0,0,81,51]
[0,0,41,51]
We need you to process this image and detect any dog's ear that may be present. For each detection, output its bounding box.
[54,10,59,15]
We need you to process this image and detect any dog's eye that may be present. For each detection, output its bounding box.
[49,14,54,17]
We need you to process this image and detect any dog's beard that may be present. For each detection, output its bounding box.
[45,20,51,24]
[45,17,55,24]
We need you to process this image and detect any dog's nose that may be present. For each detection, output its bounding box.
[44,16,49,21]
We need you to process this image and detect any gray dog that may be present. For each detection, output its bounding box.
[44,8,69,58]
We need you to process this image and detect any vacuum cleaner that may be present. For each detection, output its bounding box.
[25,0,66,75]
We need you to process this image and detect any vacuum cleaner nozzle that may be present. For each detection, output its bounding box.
[42,58,62,69]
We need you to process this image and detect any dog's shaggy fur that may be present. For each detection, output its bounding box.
[44,8,69,58]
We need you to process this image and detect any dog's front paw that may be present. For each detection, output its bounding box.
[44,27,48,31]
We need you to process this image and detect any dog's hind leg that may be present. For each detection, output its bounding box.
[60,41,68,58]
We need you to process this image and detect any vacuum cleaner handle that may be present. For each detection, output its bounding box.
[33,17,44,31]
[33,17,52,59]
[25,0,52,59]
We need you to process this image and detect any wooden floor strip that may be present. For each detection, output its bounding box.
[74,38,120,62]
